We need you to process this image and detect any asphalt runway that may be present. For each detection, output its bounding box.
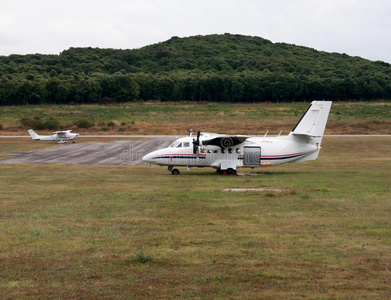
[0,138,176,166]
[0,135,389,166]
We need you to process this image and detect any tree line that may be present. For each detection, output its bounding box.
[1,34,391,104]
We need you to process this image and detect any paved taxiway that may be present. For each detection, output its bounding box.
[0,137,176,165]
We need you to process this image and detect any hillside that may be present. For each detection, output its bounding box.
[1,34,391,104]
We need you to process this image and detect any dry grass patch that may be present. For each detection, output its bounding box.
[1,101,390,135]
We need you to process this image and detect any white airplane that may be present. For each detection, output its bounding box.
[143,101,332,175]
[28,129,79,143]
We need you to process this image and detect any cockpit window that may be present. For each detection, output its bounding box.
[170,141,189,148]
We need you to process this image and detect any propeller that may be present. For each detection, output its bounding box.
[192,130,201,156]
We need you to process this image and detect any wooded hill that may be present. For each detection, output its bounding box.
[1,33,391,104]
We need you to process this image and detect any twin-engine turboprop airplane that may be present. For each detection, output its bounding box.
[28,129,79,143]
[142,101,332,175]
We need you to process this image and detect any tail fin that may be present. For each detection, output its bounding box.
[289,101,332,163]
[291,101,332,141]
[28,129,39,140]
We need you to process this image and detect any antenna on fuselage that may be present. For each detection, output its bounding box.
[262,130,269,140]
[189,129,193,137]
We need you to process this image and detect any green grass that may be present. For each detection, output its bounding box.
[0,137,390,298]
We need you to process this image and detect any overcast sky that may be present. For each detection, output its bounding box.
[1,0,391,62]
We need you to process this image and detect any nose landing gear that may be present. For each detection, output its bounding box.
[168,166,180,175]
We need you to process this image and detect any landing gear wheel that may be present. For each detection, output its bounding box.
[172,169,180,175]
[226,168,237,176]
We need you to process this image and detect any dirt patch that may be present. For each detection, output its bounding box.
[326,120,391,135]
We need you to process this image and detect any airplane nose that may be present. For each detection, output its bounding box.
[142,153,153,163]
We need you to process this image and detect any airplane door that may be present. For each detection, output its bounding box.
[243,146,261,166]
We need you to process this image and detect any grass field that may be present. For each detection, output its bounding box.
[1,101,390,135]
[1,136,390,298]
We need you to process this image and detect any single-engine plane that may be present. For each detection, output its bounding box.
[143,101,332,175]
[28,129,79,143]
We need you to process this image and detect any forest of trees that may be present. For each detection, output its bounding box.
[1,33,391,105]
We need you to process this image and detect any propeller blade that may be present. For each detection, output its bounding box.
[193,130,201,155]
[196,130,201,158]
[193,140,197,154]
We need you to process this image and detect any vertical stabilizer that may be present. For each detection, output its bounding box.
[291,101,332,138]
[288,101,332,163]
[27,129,39,140]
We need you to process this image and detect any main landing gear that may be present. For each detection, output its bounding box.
[168,166,180,175]
[216,168,237,176]
[168,167,237,176]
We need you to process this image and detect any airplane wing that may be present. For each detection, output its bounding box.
[53,131,68,138]
[53,130,71,134]
[202,135,248,148]
[54,130,72,137]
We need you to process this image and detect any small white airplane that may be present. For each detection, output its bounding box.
[143,101,332,175]
[28,129,79,143]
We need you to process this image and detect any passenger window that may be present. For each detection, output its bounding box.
[183,142,190,147]
[176,143,182,148]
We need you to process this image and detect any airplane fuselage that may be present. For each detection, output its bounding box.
[33,135,78,141]
[143,134,319,170]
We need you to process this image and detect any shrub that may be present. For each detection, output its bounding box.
[107,121,115,127]
[75,118,94,129]
[19,116,61,130]
[0,123,3,130]
[132,249,153,264]
[44,118,60,130]
[20,116,43,129]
